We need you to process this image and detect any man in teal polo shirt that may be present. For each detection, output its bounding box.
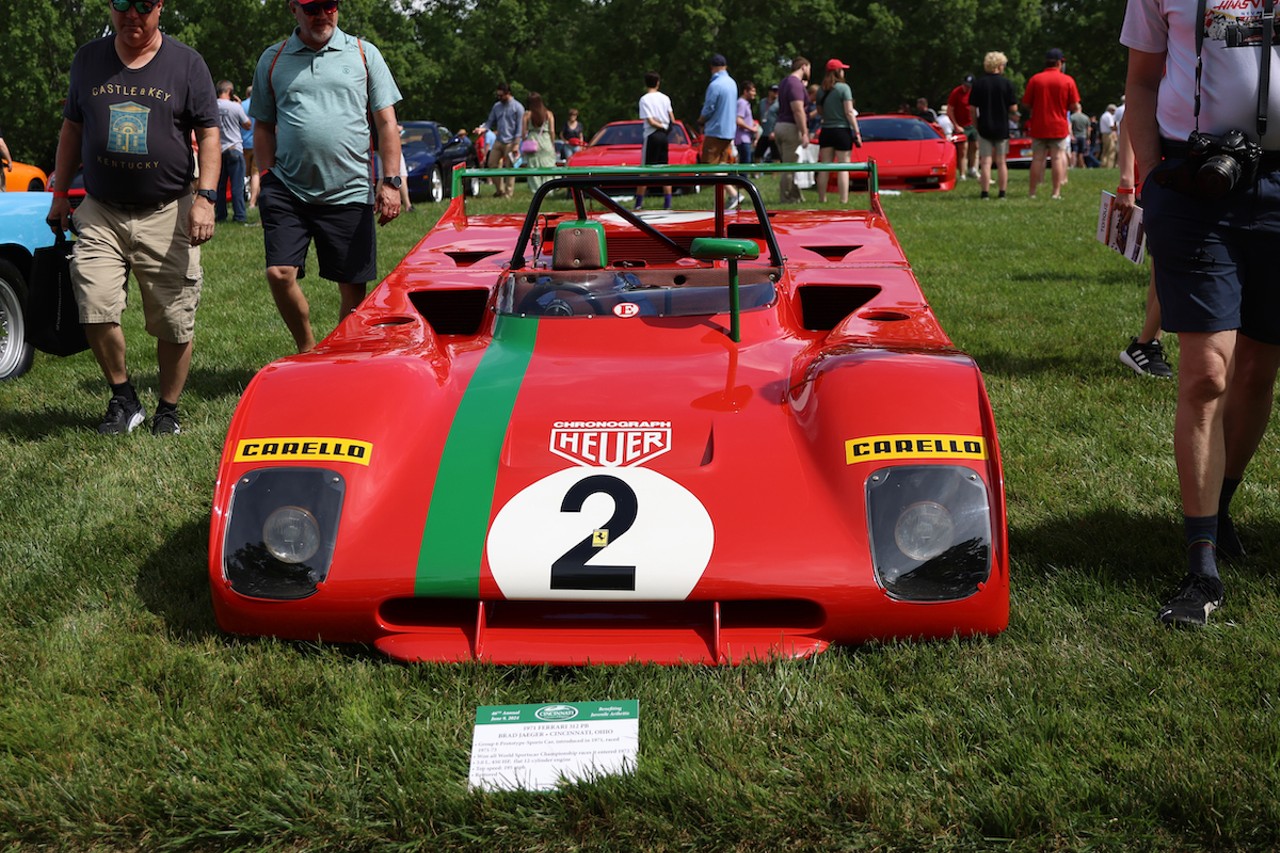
[249,0,403,353]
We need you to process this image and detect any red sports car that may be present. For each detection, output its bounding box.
[209,163,1008,665]
[567,119,701,169]
[851,114,957,191]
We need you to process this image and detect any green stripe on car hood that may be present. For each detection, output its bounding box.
[415,315,539,597]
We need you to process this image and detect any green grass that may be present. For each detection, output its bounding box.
[3,170,1280,851]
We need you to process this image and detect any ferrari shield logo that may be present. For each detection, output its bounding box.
[550,420,672,467]
[108,102,150,155]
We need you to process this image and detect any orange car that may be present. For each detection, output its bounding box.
[4,161,49,193]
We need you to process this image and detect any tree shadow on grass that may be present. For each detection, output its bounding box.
[0,365,259,439]
[1012,506,1280,592]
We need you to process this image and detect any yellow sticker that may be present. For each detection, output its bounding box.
[845,434,987,465]
[592,529,610,548]
[234,437,373,466]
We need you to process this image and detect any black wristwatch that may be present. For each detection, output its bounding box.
[195,189,218,203]
[381,175,403,189]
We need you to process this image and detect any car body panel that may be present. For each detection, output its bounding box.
[5,161,48,193]
[0,193,63,379]
[376,121,479,202]
[209,166,1008,665]
[851,115,957,191]
[567,120,701,169]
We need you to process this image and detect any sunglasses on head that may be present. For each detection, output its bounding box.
[297,0,339,15]
[109,0,158,13]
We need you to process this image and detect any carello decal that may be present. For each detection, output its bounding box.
[234,437,373,466]
[845,434,987,464]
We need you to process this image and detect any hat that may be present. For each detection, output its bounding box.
[708,53,727,67]
[769,83,779,91]
[1045,48,1065,63]
[964,74,974,84]
[1106,103,1117,111]
[826,58,850,71]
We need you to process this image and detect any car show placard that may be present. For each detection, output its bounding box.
[468,701,639,792]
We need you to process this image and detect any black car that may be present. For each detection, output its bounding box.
[379,121,481,203]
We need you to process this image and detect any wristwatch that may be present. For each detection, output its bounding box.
[195,189,218,203]
[381,175,403,189]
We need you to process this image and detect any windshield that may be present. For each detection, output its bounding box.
[498,267,776,319]
[859,117,942,142]
[592,123,689,146]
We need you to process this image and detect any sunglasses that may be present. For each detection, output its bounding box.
[296,0,339,15]
[109,0,158,13]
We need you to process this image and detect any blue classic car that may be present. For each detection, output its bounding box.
[375,121,481,204]
[0,193,62,381]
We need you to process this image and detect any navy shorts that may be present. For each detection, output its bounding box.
[258,172,377,284]
[643,129,670,166]
[819,126,854,152]
[1143,158,1280,344]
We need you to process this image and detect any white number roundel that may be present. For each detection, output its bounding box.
[486,467,715,600]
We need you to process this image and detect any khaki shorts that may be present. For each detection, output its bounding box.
[1031,136,1070,154]
[977,137,1009,158]
[71,193,202,343]
[700,136,735,165]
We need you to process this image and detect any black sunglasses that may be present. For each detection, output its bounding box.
[297,0,339,15]
[109,0,158,12]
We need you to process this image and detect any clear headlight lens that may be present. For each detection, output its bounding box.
[867,465,992,602]
[263,505,321,564]
[894,500,955,562]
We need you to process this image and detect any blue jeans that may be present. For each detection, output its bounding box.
[216,148,246,222]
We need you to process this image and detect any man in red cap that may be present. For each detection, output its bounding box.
[1021,48,1080,199]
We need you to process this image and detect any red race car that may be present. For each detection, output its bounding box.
[850,114,957,191]
[567,119,701,169]
[209,163,1008,665]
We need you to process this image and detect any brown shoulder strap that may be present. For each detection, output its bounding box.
[266,39,288,104]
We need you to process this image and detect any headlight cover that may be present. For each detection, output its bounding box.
[223,468,345,600]
[866,465,992,601]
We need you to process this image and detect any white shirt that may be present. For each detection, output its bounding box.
[638,91,672,140]
[1099,110,1116,135]
[1122,0,1280,146]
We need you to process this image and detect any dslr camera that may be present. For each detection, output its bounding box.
[1163,129,1261,199]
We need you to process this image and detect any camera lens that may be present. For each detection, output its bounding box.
[1196,154,1240,199]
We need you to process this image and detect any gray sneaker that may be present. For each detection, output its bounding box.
[1120,337,1173,378]
[98,395,146,434]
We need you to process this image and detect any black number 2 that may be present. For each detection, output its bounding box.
[550,475,638,591]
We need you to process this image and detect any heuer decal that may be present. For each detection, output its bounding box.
[234,437,373,465]
[550,420,672,467]
[845,434,987,464]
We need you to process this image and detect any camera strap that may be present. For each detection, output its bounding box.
[1194,0,1274,138]
[1260,0,1274,136]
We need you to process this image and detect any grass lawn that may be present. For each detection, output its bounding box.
[3,168,1279,851]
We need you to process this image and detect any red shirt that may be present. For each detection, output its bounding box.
[1021,66,1080,139]
[947,84,973,128]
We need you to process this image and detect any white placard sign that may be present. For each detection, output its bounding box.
[468,701,639,792]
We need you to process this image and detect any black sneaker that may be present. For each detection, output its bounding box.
[1157,573,1225,628]
[98,395,146,435]
[1121,337,1174,378]
[151,409,182,436]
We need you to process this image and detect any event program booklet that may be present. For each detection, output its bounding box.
[1096,190,1146,265]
